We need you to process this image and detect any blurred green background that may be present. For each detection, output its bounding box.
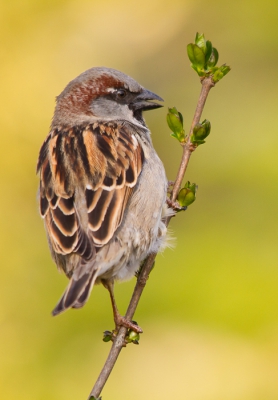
[1,0,278,399]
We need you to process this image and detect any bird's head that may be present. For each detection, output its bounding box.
[52,67,163,128]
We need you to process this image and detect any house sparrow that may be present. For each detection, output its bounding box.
[37,67,168,332]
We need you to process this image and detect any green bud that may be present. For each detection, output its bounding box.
[126,330,140,344]
[103,330,113,342]
[188,33,231,82]
[193,124,206,139]
[167,107,183,131]
[220,64,231,76]
[177,181,197,207]
[204,119,211,133]
[191,119,211,145]
[167,107,185,142]
[212,64,231,82]
[212,69,223,82]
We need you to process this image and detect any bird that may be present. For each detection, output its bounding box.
[37,67,169,332]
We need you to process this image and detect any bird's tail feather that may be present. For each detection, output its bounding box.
[52,269,97,316]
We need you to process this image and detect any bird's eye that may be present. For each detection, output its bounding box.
[116,88,127,98]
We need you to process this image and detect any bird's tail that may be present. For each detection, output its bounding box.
[52,268,98,316]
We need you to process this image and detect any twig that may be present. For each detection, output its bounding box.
[88,76,215,400]
[170,76,215,203]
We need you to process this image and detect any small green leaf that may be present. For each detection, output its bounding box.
[187,42,206,73]
[204,40,213,63]
[220,64,231,76]
[191,64,199,74]
[207,47,219,68]
[201,119,211,136]
[187,43,196,64]
[178,111,183,126]
[193,44,205,69]
[195,32,206,53]
[212,69,223,82]
[212,64,231,82]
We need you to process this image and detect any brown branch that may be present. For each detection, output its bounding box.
[170,76,215,203]
[88,76,215,400]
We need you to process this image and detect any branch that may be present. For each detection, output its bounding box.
[88,76,215,400]
[170,76,215,203]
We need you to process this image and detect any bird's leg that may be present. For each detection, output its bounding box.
[167,181,187,211]
[167,180,175,194]
[102,279,143,334]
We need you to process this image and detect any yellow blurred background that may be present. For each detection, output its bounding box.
[1,0,278,399]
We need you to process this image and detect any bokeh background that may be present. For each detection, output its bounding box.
[1,0,278,399]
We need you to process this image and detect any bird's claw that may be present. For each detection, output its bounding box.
[166,198,187,212]
[103,319,142,345]
[115,316,143,334]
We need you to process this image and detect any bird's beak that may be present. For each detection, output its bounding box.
[131,88,164,111]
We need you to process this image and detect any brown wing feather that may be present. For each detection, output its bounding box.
[37,121,144,267]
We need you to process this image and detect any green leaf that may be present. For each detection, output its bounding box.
[212,69,223,82]
[212,64,231,82]
[187,42,205,72]
[204,40,213,63]
[178,111,183,126]
[187,43,196,64]
[202,119,211,135]
[207,47,219,68]
[195,32,206,53]
[220,64,231,76]
[193,44,205,69]
[191,64,199,74]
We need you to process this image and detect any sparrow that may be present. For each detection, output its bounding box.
[37,67,169,332]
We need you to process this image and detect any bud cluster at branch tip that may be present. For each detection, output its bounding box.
[187,33,231,82]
